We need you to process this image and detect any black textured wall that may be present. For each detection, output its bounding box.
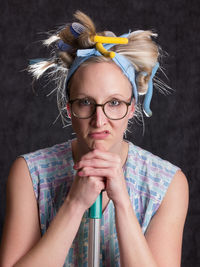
[1,0,199,266]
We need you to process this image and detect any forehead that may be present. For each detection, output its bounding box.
[69,62,132,99]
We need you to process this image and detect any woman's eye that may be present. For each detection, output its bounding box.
[79,98,91,106]
[109,99,121,106]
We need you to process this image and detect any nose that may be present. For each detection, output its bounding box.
[90,105,107,127]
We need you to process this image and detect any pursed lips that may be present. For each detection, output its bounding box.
[89,130,110,135]
[88,131,110,139]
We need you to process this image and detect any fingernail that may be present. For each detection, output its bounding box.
[73,164,78,169]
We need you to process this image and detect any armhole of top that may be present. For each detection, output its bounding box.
[17,155,39,201]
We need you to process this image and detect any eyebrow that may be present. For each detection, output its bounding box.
[74,93,131,100]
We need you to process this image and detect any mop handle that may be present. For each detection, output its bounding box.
[89,192,102,219]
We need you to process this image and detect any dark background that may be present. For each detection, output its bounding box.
[0,0,199,266]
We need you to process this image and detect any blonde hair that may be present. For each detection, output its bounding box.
[29,10,161,126]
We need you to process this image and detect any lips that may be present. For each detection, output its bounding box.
[89,130,110,139]
[90,130,109,134]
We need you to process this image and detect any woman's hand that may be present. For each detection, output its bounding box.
[67,166,106,212]
[73,143,130,207]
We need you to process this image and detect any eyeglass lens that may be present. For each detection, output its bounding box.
[71,98,129,119]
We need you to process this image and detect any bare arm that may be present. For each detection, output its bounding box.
[0,157,105,267]
[115,170,189,267]
[0,157,41,266]
[144,170,189,266]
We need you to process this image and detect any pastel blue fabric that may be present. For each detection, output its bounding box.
[21,139,180,266]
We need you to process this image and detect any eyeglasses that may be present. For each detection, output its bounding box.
[69,97,132,120]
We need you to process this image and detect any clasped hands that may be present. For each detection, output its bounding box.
[68,143,130,211]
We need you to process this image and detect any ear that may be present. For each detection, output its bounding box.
[66,103,71,118]
[128,99,135,119]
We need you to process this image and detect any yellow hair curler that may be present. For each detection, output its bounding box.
[90,35,128,58]
[95,43,115,58]
[91,35,128,44]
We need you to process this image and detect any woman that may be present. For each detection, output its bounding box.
[0,11,188,267]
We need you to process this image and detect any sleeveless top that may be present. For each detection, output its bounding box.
[21,140,180,267]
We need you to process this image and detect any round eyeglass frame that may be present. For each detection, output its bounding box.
[68,98,132,120]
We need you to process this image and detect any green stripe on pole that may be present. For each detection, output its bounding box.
[89,192,102,219]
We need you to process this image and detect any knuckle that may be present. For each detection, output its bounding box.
[115,157,122,166]
[90,177,102,192]
[91,179,98,189]
[116,156,121,164]
[83,166,92,174]
[93,149,99,156]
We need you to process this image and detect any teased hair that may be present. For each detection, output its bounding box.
[28,10,166,127]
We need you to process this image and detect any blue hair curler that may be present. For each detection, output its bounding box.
[70,22,85,38]
[143,62,159,117]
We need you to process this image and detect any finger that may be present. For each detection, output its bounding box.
[77,167,105,181]
[87,176,106,191]
[78,167,116,178]
[77,149,120,165]
[74,158,115,170]
[78,171,106,182]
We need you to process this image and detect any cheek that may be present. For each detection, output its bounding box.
[71,117,88,135]
[113,119,129,135]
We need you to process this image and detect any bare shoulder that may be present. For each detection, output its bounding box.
[169,169,189,195]
[0,157,41,266]
[147,169,189,228]
[7,156,32,187]
[159,170,189,218]
[4,157,36,208]
[5,157,37,205]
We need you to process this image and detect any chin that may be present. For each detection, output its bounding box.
[78,135,123,154]
[91,138,123,153]
[87,138,110,151]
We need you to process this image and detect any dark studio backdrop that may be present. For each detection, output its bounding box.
[0,0,199,266]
